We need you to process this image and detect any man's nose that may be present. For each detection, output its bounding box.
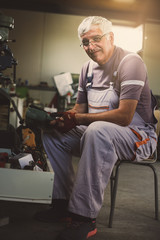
[88,41,96,49]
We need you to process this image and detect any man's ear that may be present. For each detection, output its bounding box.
[107,32,114,44]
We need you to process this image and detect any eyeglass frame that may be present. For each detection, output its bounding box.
[80,33,107,48]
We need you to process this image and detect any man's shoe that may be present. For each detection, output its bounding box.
[56,219,97,240]
[34,199,71,223]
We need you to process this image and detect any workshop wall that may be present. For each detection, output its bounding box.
[143,22,160,96]
[1,8,160,96]
[1,9,89,87]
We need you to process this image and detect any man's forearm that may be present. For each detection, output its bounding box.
[75,109,130,126]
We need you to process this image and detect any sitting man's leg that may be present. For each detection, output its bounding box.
[56,121,154,240]
[34,126,86,222]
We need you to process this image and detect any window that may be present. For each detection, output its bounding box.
[113,24,143,53]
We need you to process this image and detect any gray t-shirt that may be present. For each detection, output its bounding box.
[77,46,156,124]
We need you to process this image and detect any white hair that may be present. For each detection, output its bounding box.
[78,16,112,39]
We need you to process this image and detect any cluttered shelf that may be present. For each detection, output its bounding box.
[16,85,56,98]
[28,86,56,91]
[16,73,80,112]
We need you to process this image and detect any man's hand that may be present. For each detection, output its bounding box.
[50,112,79,133]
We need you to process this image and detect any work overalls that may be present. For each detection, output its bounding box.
[42,56,157,218]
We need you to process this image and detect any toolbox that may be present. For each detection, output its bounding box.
[0,159,54,204]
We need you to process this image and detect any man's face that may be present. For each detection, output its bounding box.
[80,25,114,65]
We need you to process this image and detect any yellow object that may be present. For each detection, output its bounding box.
[22,128,36,149]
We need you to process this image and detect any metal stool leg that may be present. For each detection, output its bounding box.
[108,161,121,228]
[146,164,159,220]
[133,162,159,221]
[108,161,159,228]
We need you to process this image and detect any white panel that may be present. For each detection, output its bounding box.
[0,161,54,204]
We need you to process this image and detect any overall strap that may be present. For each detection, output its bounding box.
[86,60,94,89]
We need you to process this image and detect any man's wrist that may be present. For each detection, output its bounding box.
[74,113,80,125]
[75,113,84,125]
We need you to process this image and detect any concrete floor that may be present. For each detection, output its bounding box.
[0,161,160,240]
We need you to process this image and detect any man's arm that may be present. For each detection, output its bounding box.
[75,99,138,127]
[50,99,137,132]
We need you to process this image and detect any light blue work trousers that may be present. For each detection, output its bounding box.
[42,121,157,218]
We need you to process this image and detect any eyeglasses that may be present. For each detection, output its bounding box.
[80,33,107,48]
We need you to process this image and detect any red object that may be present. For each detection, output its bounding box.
[55,112,79,133]
[0,152,8,168]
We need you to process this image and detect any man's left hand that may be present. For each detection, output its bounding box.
[54,112,79,133]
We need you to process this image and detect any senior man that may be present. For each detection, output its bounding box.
[35,16,157,240]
